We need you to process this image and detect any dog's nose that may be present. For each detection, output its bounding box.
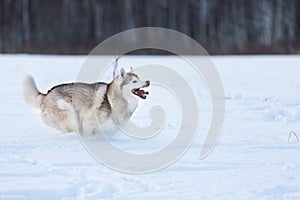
[145,80,150,86]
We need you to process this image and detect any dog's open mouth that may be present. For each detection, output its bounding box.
[131,81,150,99]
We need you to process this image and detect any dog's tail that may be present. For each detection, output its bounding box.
[23,75,45,107]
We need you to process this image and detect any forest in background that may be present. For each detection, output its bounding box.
[1,0,300,54]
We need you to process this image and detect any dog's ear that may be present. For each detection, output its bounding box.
[130,66,134,72]
[120,68,125,78]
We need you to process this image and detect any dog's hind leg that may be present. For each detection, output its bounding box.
[57,99,81,133]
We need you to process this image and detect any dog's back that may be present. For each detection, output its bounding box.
[46,82,96,108]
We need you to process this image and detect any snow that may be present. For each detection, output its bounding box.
[1,54,300,199]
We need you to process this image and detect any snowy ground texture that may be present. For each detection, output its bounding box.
[1,55,300,200]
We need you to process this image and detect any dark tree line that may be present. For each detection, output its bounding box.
[0,0,300,54]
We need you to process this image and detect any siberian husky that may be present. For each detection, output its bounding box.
[23,68,150,134]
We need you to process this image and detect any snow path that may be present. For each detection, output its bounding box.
[1,55,300,199]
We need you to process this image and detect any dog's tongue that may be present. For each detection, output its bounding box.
[137,89,149,99]
[132,88,149,99]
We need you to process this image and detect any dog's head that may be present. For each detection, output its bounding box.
[118,68,150,99]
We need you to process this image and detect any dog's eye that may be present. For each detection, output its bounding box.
[132,80,137,83]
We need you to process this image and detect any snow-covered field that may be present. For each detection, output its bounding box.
[1,55,300,199]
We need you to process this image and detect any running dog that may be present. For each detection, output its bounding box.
[23,68,150,134]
